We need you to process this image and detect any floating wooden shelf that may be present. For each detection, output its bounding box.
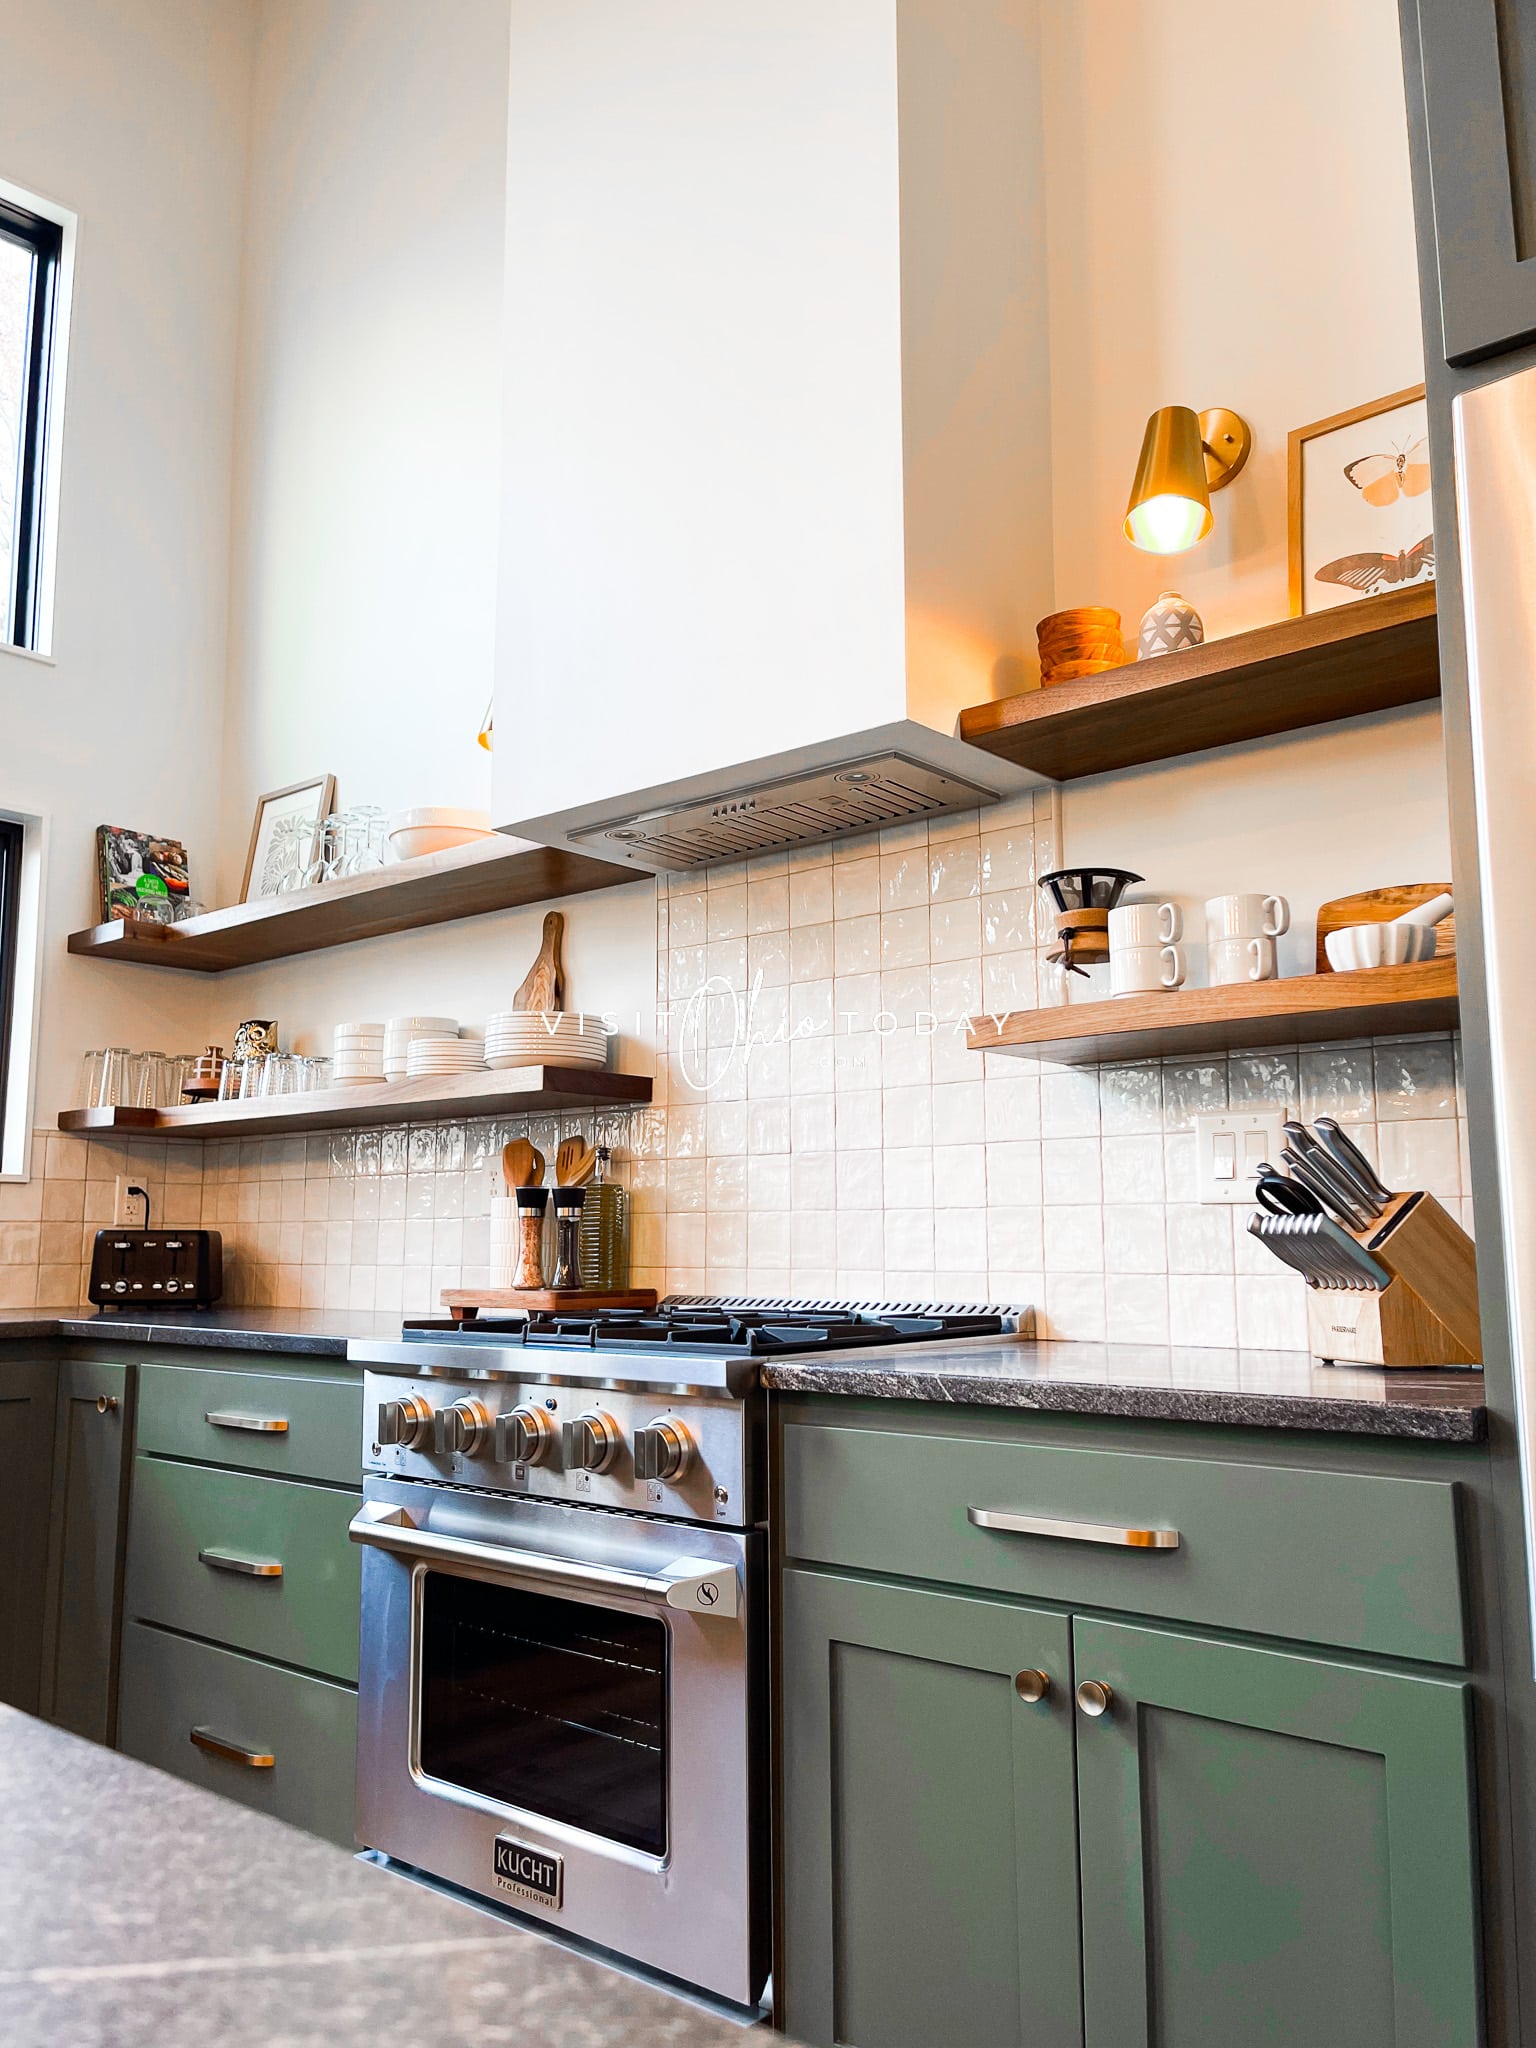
[958,586,1439,781]
[57,1066,653,1140]
[966,959,1459,1066]
[65,836,638,973]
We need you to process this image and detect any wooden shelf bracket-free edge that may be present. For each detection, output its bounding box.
[965,959,1459,1066]
[958,585,1439,782]
[65,836,639,973]
[57,1066,654,1140]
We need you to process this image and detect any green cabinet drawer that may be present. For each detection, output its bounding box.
[126,1457,360,1683]
[136,1363,361,1485]
[783,1424,1466,1666]
[117,1621,356,1846]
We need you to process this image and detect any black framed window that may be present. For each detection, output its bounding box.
[0,198,63,651]
[0,819,23,1155]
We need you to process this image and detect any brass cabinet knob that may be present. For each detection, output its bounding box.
[1014,1669,1051,1704]
[95,1395,119,1415]
[1076,1680,1114,1718]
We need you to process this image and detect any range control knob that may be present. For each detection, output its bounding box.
[434,1399,493,1457]
[376,1394,433,1450]
[562,1410,621,1474]
[634,1418,696,1484]
[495,1405,557,1467]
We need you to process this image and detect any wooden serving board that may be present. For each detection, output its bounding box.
[441,1288,657,1322]
[1315,884,1455,973]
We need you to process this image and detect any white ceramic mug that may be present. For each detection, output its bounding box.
[1109,900,1183,950]
[1205,893,1289,941]
[1110,942,1187,996]
[1209,934,1276,984]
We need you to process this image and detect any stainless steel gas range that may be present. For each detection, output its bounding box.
[347,1299,1012,2007]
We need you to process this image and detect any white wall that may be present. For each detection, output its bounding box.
[0,0,255,1126]
[1038,0,1443,954]
[220,0,511,903]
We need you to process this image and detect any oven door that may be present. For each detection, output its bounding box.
[352,1476,765,2006]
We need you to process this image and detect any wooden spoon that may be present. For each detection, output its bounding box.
[556,1136,597,1187]
[501,1139,543,1191]
[514,911,565,1013]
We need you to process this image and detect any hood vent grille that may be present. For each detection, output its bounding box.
[569,753,1000,870]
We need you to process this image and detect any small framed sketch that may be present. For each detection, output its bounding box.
[241,775,337,902]
[1288,384,1434,615]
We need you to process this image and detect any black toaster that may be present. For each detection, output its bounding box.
[88,1228,223,1308]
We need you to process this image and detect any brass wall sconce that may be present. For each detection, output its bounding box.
[1124,404,1252,555]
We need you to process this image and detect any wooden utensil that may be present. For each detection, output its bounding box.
[556,1135,597,1187]
[501,1138,544,1191]
[514,911,565,1012]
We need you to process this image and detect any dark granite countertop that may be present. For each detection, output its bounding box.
[0,1706,783,2047]
[0,1306,401,1356]
[762,1336,1487,1442]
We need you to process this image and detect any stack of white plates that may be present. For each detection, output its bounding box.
[405,1033,486,1080]
[484,1011,610,1071]
[383,1014,459,1082]
[333,1020,386,1086]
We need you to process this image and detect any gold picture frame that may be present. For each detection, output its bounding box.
[1287,383,1432,616]
[240,775,337,903]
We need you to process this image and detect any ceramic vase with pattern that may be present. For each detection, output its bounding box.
[1138,590,1204,659]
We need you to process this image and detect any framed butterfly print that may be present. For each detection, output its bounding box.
[1288,384,1433,615]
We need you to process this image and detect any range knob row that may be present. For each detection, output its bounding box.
[375,1397,696,1479]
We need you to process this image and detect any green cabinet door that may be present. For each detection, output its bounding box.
[1073,1617,1480,2048]
[39,1358,132,1743]
[0,1357,58,1713]
[781,1569,1080,2048]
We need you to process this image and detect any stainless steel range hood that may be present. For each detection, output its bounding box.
[493,0,1053,870]
[568,750,1002,872]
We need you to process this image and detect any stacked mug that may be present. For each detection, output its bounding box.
[1205,893,1289,983]
[1107,899,1185,996]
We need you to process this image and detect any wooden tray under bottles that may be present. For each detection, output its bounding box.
[441,1288,658,1322]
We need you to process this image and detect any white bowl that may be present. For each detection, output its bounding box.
[388,808,495,863]
[1324,923,1438,972]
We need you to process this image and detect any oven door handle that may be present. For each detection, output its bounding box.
[347,1502,740,1618]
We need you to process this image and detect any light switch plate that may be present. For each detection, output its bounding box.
[1195,1110,1289,1205]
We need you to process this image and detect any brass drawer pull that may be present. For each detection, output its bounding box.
[190,1726,275,1769]
[1014,1669,1051,1704]
[968,1506,1180,1550]
[95,1394,119,1415]
[198,1546,284,1579]
[205,1410,289,1435]
[1076,1680,1114,1719]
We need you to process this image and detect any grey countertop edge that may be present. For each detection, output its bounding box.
[0,1307,400,1355]
[761,1346,1488,1443]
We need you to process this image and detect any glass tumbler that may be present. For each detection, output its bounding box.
[97,1048,132,1107]
[79,1050,106,1110]
[300,1055,332,1093]
[259,1052,302,1098]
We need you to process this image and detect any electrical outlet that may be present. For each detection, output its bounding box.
[114,1178,149,1228]
[1195,1110,1289,1205]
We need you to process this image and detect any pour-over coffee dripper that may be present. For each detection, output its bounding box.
[1038,867,1143,975]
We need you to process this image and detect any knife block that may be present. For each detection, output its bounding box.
[1306,1190,1481,1368]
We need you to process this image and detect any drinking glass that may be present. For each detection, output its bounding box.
[99,1048,132,1107]
[79,1050,107,1110]
[132,1052,169,1109]
[259,1052,302,1098]
[217,1057,257,1103]
[300,1055,332,1093]
[303,814,346,889]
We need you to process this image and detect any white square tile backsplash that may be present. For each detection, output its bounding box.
[13,789,1473,1351]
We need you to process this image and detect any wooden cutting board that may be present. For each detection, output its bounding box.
[1315,884,1455,973]
[441,1287,657,1323]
